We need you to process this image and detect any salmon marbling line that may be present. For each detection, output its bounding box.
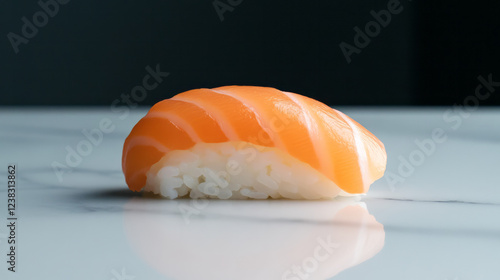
[334,109,370,191]
[146,111,202,143]
[171,93,241,141]
[210,88,281,148]
[281,91,333,179]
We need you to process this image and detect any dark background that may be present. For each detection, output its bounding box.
[1,0,499,106]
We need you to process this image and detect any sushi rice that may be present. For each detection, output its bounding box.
[144,142,347,199]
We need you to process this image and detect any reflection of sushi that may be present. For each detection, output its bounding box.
[123,198,385,280]
[122,86,387,199]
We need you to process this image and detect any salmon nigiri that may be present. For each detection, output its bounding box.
[122,86,387,199]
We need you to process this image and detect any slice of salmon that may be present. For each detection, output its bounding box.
[122,86,387,194]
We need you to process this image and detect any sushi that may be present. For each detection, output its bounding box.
[122,86,387,199]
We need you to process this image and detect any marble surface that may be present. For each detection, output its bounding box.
[1,107,499,280]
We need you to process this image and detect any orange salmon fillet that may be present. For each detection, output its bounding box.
[122,86,387,194]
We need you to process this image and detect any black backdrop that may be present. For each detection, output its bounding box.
[1,0,499,106]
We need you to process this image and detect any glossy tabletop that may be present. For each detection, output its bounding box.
[0,107,499,280]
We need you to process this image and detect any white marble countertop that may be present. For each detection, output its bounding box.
[1,107,499,280]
